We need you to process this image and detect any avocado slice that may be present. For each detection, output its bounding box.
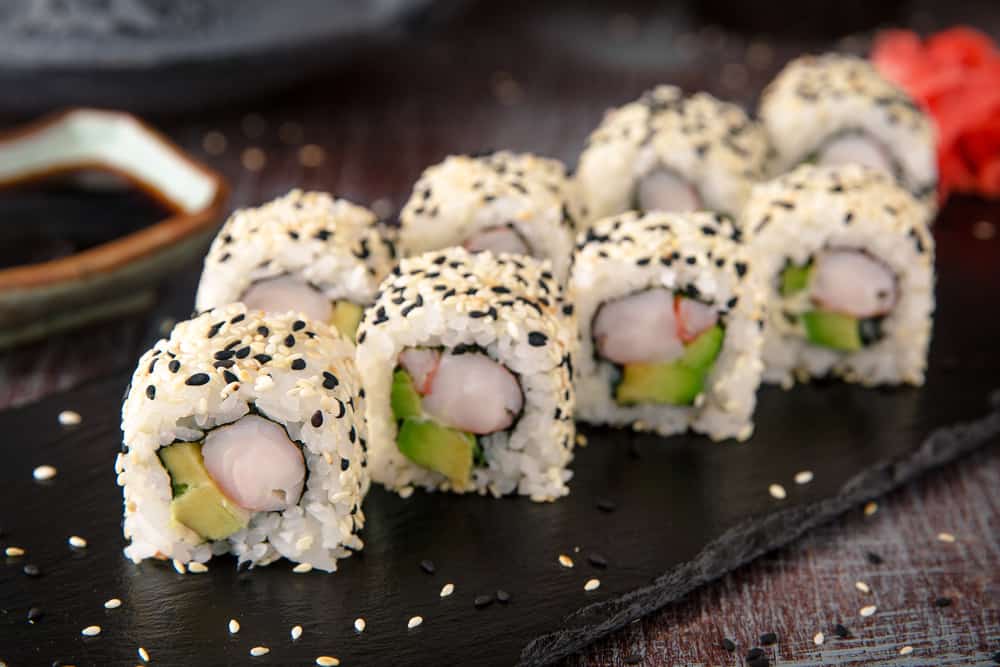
[391,369,423,420]
[802,310,862,351]
[159,442,250,541]
[780,263,813,297]
[397,418,478,487]
[330,301,364,342]
[615,326,725,406]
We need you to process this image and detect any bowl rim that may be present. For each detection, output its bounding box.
[0,108,229,290]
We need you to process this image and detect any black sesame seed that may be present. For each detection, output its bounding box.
[223,371,239,385]
[747,648,764,660]
[27,606,43,623]
[291,358,306,371]
[284,334,296,348]
[527,331,547,347]
[348,426,357,443]
[235,346,251,359]
[721,638,736,652]
[562,304,574,316]
[213,360,234,369]
[340,458,350,471]
[420,559,436,574]
[588,553,608,568]
[185,373,210,386]
[23,564,41,577]
[322,372,338,389]
[214,349,235,360]
[474,594,494,609]
[207,321,224,338]
[834,623,850,638]
[311,411,323,428]
[496,589,511,604]
[760,632,777,645]
[288,230,300,240]
[168,360,181,373]
[734,262,748,277]
[147,358,158,374]
[357,331,367,343]
[934,596,952,608]
[145,385,156,400]
[293,320,306,331]
[230,313,245,324]
[254,354,272,364]
[257,326,270,337]
[685,256,697,265]
[866,551,884,565]
[596,498,617,512]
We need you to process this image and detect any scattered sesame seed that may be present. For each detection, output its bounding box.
[558,554,574,568]
[202,131,227,155]
[104,598,122,609]
[407,615,423,629]
[584,578,601,591]
[354,617,366,632]
[172,559,186,574]
[760,632,777,645]
[291,625,303,640]
[241,147,267,172]
[33,465,58,481]
[5,547,24,557]
[316,657,340,666]
[68,536,87,549]
[860,605,877,617]
[595,498,617,512]
[22,563,41,577]
[899,646,914,655]
[768,483,787,499]
[81,625,101,636]
[298,144,326,168]
[866,551,884,565]
[419,559,436,574]
[588,552,608,568]
[138,646,150,662]
[496,589,511,604]
[575,433,588,446]
[834,623,850,638]
[934,596,953,607]
[188,561,208,574]
[863,501,878,516]
[27,607,43,623]
[813,632,824,645]
[474,594,494,609]
[721,638,736,652]
[972,220,996,240]
[229,619,240,634]
[855,581,871,594]
[398,485,414,499]
[440,583,455,598]
[250,646,270,657]
[794,470,813,484]
[937,532,956,543]
[292,562,313,574]
[58,410,81,426]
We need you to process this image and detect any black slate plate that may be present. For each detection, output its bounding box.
[1,214,999,666]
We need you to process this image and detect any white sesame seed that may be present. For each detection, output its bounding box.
[407,615,423,629]
[813,631,824,645]
[33,465,58,481]
[558,554,574,568]
[794,470,813,485]
[5,546,25,557]
[584,578,601,591]
[769,483,787,499]
[68,535,87,549]
[316,657,340,666]
[860,605,877,617]
[250,646,270,657]
[354,617,366,632]
[291,625,303,640]
[855,581,871,594]
[229,619,240,634]
[188,561,208,574]
[398,485,414,499]
[292,562,313,574]
[899,646,914,655]
[863,501,878,516]
[575,433,588,447]
[440,583,455,598]
[58,410,81,426]
[104,598,122,609]
[172,559,186,574]
[138,646,150,662]
[81,625,101,636]
[937,532,956,543]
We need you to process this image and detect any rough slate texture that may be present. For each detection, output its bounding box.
[1,1,999,664]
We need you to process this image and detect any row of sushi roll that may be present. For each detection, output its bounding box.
[117,53,937,571]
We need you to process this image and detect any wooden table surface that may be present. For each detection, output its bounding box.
[2,1,998,664]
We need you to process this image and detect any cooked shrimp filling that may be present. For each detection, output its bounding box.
[813,132,895,178]
[634,168,702,213]
[241,275,332,322]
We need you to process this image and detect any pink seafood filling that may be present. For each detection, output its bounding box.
[463,225,531,256]
[635,169,702,213]
[811,249,898,318]
[241,275,332,322]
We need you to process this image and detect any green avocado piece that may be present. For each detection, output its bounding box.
[680,325,724,370]
[159,442,250,541]
[397,418,478,487]
[391,369,423,420]
[780,263,814,297]
[330,301,364,342]
[802,310,862,351]
[616,362,705,406]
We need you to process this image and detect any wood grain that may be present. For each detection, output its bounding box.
[1,1,998,663]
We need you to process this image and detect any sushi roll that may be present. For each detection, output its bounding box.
[569,211,766,442]
[117,304,367,571]
[355,247,576,501]
[745,164,934,387]
[195,189,396,342]
[575,85,770,226]
[759,53,937,213]
[397,151,578,282]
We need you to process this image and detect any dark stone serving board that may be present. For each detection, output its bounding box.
[0,216,998,667]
